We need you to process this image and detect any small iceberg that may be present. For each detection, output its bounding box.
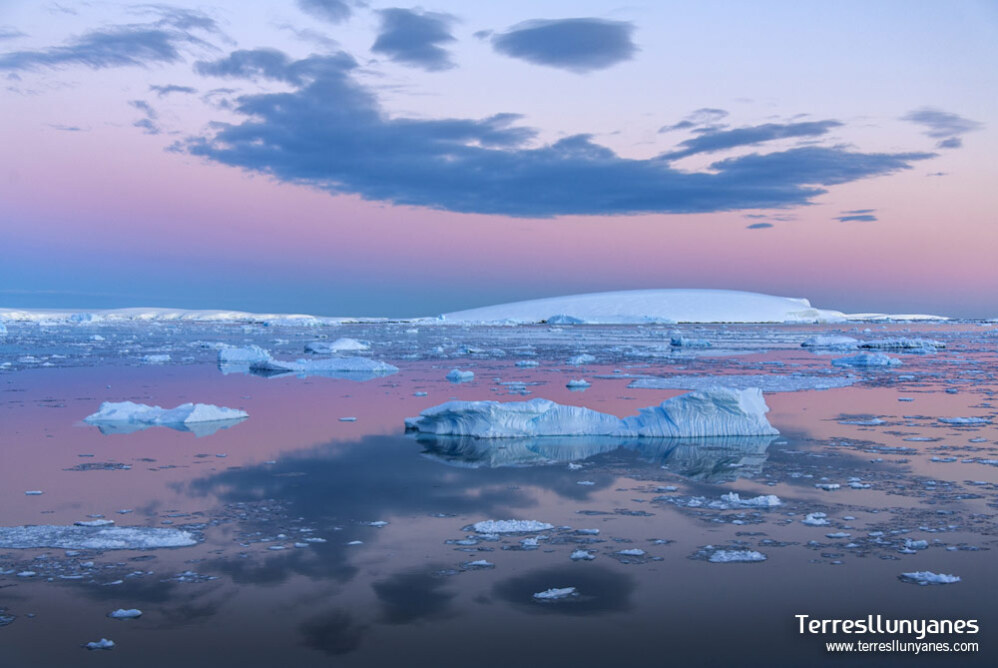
[801,335,859,349]
[858,338,945,351]
[937,417,990,425]
[533,587,577,601]
[719,493,782,508]
[305,338,370,354]
[566,379,591,390]
[567,354,596,366]
[446,368,475,383]
[832,353,902,368]
[85,639,115,651]
[250,356,398,380]
[471,520,554,534]
[84,401,247,436]
[0,524,199,550]
[108,609,142,619]
[899,571,960,585]
[405,388,779,439]
[708,549,767,563]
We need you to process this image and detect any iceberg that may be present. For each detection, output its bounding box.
[899,571,960,585]
[406,389,778,439]
[801,335,860,349]
[446,368,475,383]
[305,338,370,354]
[84,401,247,436]
[218,345,272,364]
[708,549,767,563]
[937,417,990,425]
[832,353,902,368]
[249,356,398,380]
[858,338,945,351]
[719,493,782,508]
[0,524,199,549]
[108,609,142,619]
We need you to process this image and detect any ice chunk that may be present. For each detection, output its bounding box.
[0,524,199,549]
[471,520,554,534]
[859,338,945,351]
[567,354,596,366]
[719,493,782,508]
[708,549,767,563]
[670,334,711,348]
[832,353,902,367]
[142,354,170,364]
[75,519,115,528]
[937,417,990,425]
[899,571,960,585]
[24,490,43,496]
[802,513,829,526]
[84,401,247,435]
[218,345,272,364]
[85,639,115,650]
[250,356,398,379]
[305,338,370,354]
[446,368,475,383]
[570,550,595,561]
[533,587,577,600]
[108,609,142,619]
[566,379,591,389]
[406,388,778,439]
[801,335,859,349]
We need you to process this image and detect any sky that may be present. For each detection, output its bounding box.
[1,0,996,318]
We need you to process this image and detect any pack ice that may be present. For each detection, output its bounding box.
[405,388,778,438]
[0,525,200,550]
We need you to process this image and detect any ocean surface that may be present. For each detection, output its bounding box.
[1,320,995,666]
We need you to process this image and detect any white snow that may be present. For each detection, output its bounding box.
[628,374,857,393]
[708,549,767,563]
[446,368,475,383]
[471,520,554,534]
[832,353,902,368]
[0,525,199,549]
[533,587,577,600]
[405,388,778,439]
[84,401,247,428]
[899,571,960,585]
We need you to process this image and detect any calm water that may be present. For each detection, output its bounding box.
[1,321,995,666]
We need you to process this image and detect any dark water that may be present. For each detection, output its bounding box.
[1,322,995,666]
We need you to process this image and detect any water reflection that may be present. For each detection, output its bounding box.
[417,434,777,482]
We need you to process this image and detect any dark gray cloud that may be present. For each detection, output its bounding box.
[0,8,218,71]
[661,120,842,160]
[746,222,773,229]
[184,48,935,218]
[371,8,457,71]
[902,107,982,149]
[491,18,636,73]
[150,83,196,96]
[297,0,355,24]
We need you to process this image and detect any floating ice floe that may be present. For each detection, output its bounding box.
[567,354,596,366]
[566,379,591,390]
[719,493,783,508]
[142,354,170,364]
[937,417,990,425]
[802,513,830,526]
[405,388,778,439]
[446,368,475,383]
[832,353,902,368]
[570,550,595,561]
[218,345,271,365]
[471,520,554,534]
[858,338,945,351]
[628,374,857,393]
[108,609,142,619]
[533,587,577,601]
[0,524,199,549]
[801,335,860,350]
[670,334,711,348]
[899,571,960,585]
[251,356,398,379]
[84,401,247,436]
[708,549,767,563]
[85,639,115,650]
[305,338,370,354]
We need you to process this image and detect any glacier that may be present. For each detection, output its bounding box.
[405,388,778,439]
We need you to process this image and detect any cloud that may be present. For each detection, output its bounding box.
[0,8,219,71]
[129,99,160,135]
[184,48,935,218]
[491,18,636,73]
[194,48,358,86]
[297,0,355,24]
[835,209,877,222]
[659,108,729,133]
[47,123,85,132]
[150,83,196,96]
[371,8,457,71]
[0,27,26,41]
[746,222,773,229]
[902,107,982,149]
[661,120,842,160]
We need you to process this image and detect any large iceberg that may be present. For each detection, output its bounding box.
[84,401,247,436]
[405,388,778,439]
[0,524,200,550]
